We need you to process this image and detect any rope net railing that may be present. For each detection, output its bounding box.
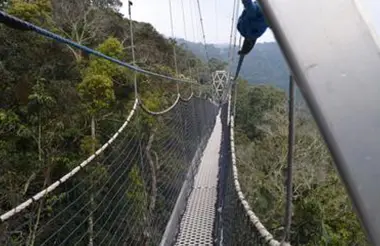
[220,70,356,245]
[216,95,281,246]
[0,95,218,245]
[0,4,220,245]
[216,0,289,243]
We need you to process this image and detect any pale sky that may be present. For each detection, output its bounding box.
[120,0,274,44]
[120,0,379,45]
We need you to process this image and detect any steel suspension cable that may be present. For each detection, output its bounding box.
[127,4,149,239]
[195,0,210,63]
[168,0,180,94]
[0,99,138,222]
[228,0,238,64]
[127,1,181,115]
[189,0,197,43]
[180,0,194,97]
[225,2,288,245]
[0,11,196,85]
[232,36,242,116]
[188,0,202,88]
[128,0,138,99]
[231,2,241,65]
[214,0,219,42]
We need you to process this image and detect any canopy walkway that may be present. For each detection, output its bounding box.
[1,0,380,245]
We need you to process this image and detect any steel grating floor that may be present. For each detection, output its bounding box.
[175,111,222,245]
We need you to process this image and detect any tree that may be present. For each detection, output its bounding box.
[51,0,122,61]
[209,57,227,72]
[235,81,286,140]
[234,83,368,245]
[77,37,123,246]
[0,2,207,243]
[7,0,52,24]
[0,0,9,9]
[25,79,57,246]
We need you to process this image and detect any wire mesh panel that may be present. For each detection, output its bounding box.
[146,98,219,245]
[175,108,221,246]
[0,97,218,246]
[216,102,279,246]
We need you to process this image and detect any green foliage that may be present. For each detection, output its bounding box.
[8,0,52,24]
[0,109,20,134]
[86,37,124,77]
[235,80,286,140]
[208,57,227,72]
[126,165,147,208]
[28,79,56,115]
[80,135,100,155]
[234,83,369,245]
[126,164,148,235]
[77,74,115,115]
[0,1,207,244]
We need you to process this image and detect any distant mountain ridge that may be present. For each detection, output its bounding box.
[178,38,290,90]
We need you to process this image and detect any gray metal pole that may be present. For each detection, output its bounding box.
[258,0,380,244]
[284,75,295,243]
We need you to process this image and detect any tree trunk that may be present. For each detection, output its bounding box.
[28,168,50,246]
[27,114,47,246]
[143,130,157,243]
[38,115,42,162]
[88,116,95,246]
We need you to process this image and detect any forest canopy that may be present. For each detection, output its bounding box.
[234,80,368,245]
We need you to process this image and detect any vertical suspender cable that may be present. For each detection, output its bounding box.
[168,0,180,93]
[189,0,197,42]
[228,0,238,66]
[231,2,241,64]
[189,0,201,86]
[180,0,194,94]
[232,36,242,116]
[128,1,138,99]
[214,0,219,42]
[196,0,210,63]
[284,75,295,243]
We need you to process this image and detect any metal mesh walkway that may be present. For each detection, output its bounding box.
[175,110,222,245]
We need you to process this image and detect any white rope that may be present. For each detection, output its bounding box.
[228,95,286,246]
[0,99,139,222]
[179,92,194,102]
[139,94,181,116]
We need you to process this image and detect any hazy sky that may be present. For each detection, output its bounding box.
[120,0,379,45]
[120,0,274,44]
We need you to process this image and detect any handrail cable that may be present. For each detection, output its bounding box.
[0,99,138,222]
[168,0,180,94]
[139,94,181,116]
[188,0,201,85]
[128,2,181,115]
[232,36,242,116]
[128,0,138,99]
[195,0,210,63]
[179,92,194,102]
[228,0,238,65]
[226,1,290,244]
[0,1,193,222]
[229,95,281,246]
[0,11,196,85]
[180,0,195,98]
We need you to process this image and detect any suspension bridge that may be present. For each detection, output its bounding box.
[1,0,380,245]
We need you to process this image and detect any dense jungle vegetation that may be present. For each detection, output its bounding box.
[0,0,370,245]
[0,0,216,245]
[234,79,368,245]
